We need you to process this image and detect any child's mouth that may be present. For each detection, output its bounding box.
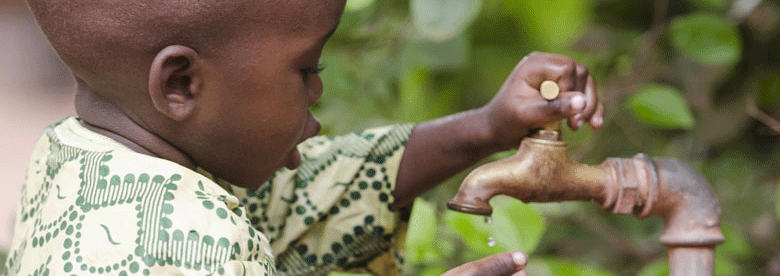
[285,114,321,170]
[285,148,302,170]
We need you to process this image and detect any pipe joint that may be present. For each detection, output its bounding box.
[602,153,659,217]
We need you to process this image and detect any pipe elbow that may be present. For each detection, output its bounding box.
[604,155,724,247]
[651,158,724,247]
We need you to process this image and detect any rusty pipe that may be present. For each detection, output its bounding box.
[599,156,724,275]
[643,158,723,275]
[447,140,724,276]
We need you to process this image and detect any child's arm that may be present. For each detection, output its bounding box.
[393,52,604,209]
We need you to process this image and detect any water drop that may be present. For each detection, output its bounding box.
[485,216,495,247]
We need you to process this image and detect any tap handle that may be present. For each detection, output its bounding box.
[540,80,560,101]
[530,81,563,141]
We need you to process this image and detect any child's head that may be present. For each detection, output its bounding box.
[27,0,346,188]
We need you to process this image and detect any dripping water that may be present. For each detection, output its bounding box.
[485,216,495,247]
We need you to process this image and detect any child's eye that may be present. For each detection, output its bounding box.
[301,63,326,80]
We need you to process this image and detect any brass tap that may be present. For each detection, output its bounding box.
[446,119,607,216]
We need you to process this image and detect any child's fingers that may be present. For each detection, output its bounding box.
[556,61,577,94]
[579,75,598,125]
[544,91,585,122]
[543,91,587,130]
[590,102,605,129]
[520,52,579,91]
[511,270,529,276]
[574,63,588,94]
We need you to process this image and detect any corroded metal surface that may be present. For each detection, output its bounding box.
[446,136,606,216]
[447,127,724,276]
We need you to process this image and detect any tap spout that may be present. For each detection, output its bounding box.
[447,137,607,216]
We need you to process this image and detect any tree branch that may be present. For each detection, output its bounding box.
[746,96,780,135]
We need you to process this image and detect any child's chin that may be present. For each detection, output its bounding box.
[284,148,302,170]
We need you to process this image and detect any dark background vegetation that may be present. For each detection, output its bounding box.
[2,0,780,275]
[319,0,780,275]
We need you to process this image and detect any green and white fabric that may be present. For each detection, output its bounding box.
[3,116,413,275]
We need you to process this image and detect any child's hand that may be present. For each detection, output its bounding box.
[395,52,604,210]
[482,52,604,150]
[441,251,527,276]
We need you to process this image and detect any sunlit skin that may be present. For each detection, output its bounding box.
[25,0,602,274]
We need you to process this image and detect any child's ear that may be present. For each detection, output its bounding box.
[148,45,203,121]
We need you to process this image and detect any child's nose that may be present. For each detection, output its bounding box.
[307,75,323,106]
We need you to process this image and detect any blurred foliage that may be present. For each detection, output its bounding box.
[625,84,696,129]
[318,0,780,275]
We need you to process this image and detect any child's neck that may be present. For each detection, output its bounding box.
[74,79,197,170]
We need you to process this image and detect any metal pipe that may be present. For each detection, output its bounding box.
[668,247,716,276]
[602,156,723,276]
[447,141,724,275]
[649,158,724,276]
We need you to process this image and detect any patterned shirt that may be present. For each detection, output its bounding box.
[3,117,413,275]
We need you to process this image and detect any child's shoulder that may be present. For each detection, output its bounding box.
[41,116,258,231]
[4,116,275,275]
[40,116,229,198]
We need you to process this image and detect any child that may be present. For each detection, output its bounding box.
[3,0,603,275]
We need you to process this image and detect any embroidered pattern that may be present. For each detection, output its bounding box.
[3,117,412,276]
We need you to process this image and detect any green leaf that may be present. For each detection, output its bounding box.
[718,223,750,259]
[775,180,780,222]
[411,0,483,41]
[530,258,618,276]
[625,84,696,129]
[405,198,439,264]
[504,0,592,51]
[399,65,433,122]
[637,259,669,276]
[490,196,546,253]
[345,0,374,12]
[636,256,740,276]
[686,0,729,9]
[404,34,470,70]
[419,266,447,276]
[715,255,741,276]
[445,210,501,255]
[758,75,780,112]
[669,13,742,66]
[445,196,546,255]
